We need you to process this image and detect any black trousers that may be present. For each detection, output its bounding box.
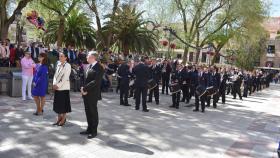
[172,91,181,108]
[83,96,99,134]
[181,85,190,103]
[213,92,219,108]
[220,89,226,104]
[243,84,248,97]
[227,84,232,95]
[195,94,206,111]
[120,85,129,105]
[148,85,159,103]
[232,85,242,100]
[162,75,170,94]
[135,87,148,110]
[189,84,196,101]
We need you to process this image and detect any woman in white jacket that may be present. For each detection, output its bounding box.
[52,52,72,126]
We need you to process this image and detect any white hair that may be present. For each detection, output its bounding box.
[88,51,98,57]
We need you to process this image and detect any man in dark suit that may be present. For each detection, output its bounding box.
[161,60,172,95]
[219,69,228,104]
[132,57,150,112]
[117,60,131,106]
[193,67,208,113]
[80,51,104,139]
[212,67,221,108]
[147,59,161,105]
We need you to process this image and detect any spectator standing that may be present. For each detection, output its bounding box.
[21,50,35,101]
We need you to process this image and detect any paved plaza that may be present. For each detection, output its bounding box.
[0,85,280,158]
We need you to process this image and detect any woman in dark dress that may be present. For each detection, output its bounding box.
[52,52,72,126]
[32,53,48,115]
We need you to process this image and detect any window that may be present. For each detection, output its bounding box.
[177,54,182,59]
[189,52,193,62]
[267,45,275,54]
[266,61,274,67]
[201,52,207,63]
[215,55,220,63]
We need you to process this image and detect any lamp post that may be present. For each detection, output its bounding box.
[15,10,22,49]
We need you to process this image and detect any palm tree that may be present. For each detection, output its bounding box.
[104,5,158,56]
[44,9,95,49]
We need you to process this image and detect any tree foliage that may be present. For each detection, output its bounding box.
[44,9,95,49]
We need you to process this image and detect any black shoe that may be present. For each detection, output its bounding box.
[80,131,90,135]
[120,101,124,105]
[213,106,217,108]
[169,105,175,108]
[147,100,152,103]
[156,102,159,105]
[180,100,185,102]
[52,121,60,126]
[201,110,205,113]
[232,98,236,99]
[193,109,199,112]
[33,112,43,116]
[58,118,66,126]
[222,102,225,104]
[143,109,149,112]
[175,107,179,109]
[135,107,139,110]
[87,133,97,139]
[123,104,132,106]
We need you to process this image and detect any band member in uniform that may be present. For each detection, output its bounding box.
[180,65,191,104]
[80,51,104,139]
[232,71,243,100]
[205,67,213,107]
[212,67,221,108]
[147,59,161,105]
[243,72,250,98]
[193,67,208,113]
[219,68,228,104]
[169,64,183,109]
[132,57,150,112]
[161,60,172,95]
[117,60,132,106]
[190,65,198,102]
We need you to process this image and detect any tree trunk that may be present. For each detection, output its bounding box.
[0,24,9,41]
[57,16,65,48]
[123,44,129,57]
[182,46,189,64]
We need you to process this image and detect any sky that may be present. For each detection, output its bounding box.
[270,0,280,17]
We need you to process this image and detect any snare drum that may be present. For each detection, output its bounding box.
[205,86,218,96]
[169,83,181,94]
[196,85,206,98]
[147,79,157,90]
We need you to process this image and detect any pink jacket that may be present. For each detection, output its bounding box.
[21,57,35,76]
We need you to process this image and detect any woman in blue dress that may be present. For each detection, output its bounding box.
[32,53,48,116]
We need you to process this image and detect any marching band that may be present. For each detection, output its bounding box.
[115,56,274,113]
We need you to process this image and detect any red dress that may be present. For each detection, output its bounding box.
[9,48,16,64]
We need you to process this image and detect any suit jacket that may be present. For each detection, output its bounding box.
[132,63,150,88]
[83,62,104,100]
[53,62,71,91]
[117,63,130,87]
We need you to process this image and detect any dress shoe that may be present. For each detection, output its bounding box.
[193,109,199,112]
[156,102,159,105]
[175,107,179,109]
[142,109,149,112]
[87,133,97,139]
[123,104,132,106]
[201,110,205,113]
[147,100,152,103]
[58,119,66,126]
[169,105,175,108]
[135,107,139,110]
[80,131,90,135]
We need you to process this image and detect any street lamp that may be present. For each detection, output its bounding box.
[15,10,22,49]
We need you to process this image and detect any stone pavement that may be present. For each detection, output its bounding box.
[1,85,280,158]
